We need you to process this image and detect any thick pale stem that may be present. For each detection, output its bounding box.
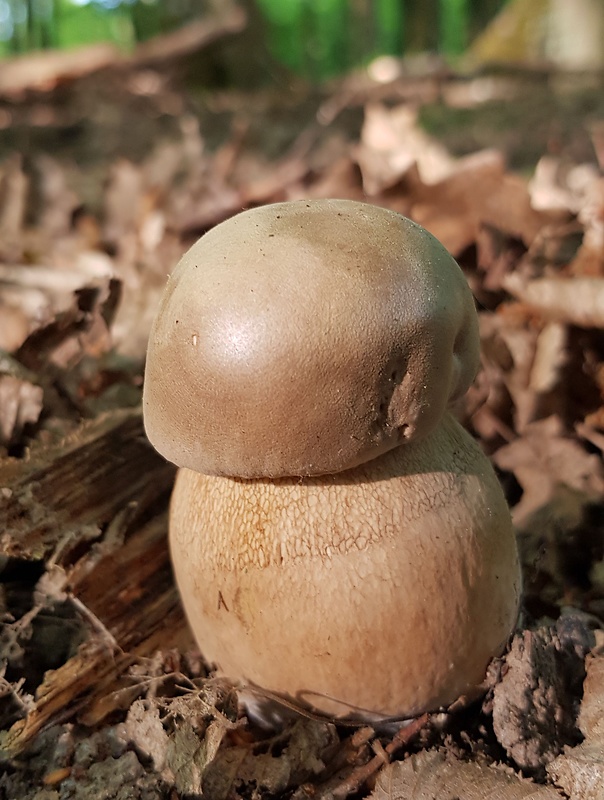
[169,413,521,722]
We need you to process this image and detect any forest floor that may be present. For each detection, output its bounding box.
[1,33,604,800]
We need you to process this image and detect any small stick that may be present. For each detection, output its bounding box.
[330,713,430,799]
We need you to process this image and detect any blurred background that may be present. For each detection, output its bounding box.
[1,0,603,77]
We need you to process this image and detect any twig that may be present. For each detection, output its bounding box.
[329,714,430,799]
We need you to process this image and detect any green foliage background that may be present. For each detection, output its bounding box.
[0,0,508,78]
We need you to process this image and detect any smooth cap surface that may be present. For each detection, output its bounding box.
[143,199,480,478]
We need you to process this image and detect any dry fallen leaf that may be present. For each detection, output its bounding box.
[577,652,604,740]
[411,150,506,254]
[548,744,604,800]
[355,103,456,196]
[512,485,604,611]
[166,715,233,797]
[547,652,604,799]
[0,155,28,261]
[0,302,30,352]
[122,700,170,773]
[0,374,43,448]
[529,156,600,215]
[493,416,604,525]
[504,275,604,328]
[369,750,563,800]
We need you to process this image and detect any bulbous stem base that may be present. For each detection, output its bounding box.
[169,413,521,722]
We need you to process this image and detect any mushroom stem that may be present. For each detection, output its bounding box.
[169,412,521,722]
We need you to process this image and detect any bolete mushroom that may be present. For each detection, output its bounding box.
[143,199,521,723]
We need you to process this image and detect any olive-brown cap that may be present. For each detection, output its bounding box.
[143,199,480,478]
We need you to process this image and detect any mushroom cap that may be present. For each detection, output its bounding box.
[143,199,480,478]
[169,413,522,721]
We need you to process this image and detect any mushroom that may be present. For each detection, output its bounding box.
[143,199,521,723]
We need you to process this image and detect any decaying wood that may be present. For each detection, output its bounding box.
[0,409,187,757]
[0,409,174,561]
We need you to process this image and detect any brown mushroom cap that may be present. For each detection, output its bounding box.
[143,199,480,478]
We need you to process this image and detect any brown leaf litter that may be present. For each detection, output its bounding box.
[1,43,604,799]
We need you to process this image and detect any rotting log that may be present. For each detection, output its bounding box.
[0,408,190,757]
